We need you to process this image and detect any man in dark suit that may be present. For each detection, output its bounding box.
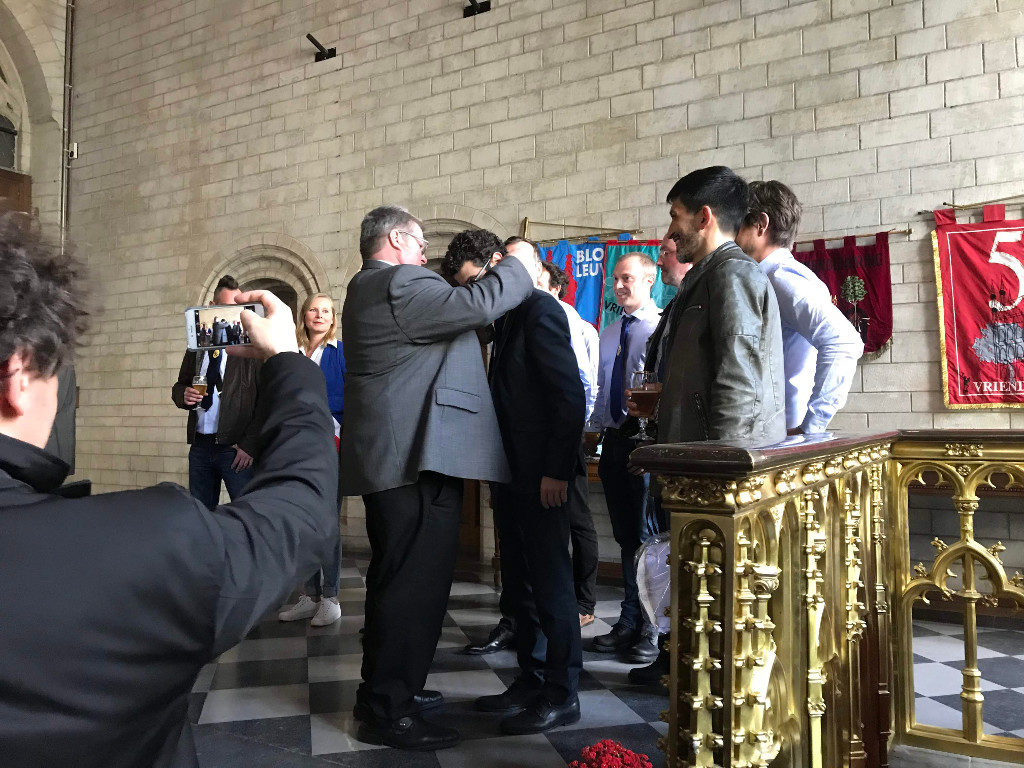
[212,317,229,345]
[339,206,536,750]
[172,276,262,510]
[475,235,587,735]
[0,212,338,768]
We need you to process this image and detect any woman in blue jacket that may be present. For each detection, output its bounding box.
[278,292,346,626]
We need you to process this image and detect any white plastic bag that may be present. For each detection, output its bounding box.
[635,532,671,634]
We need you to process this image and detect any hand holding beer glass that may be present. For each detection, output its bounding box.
[627,370,661,441]
[182,374,207,407]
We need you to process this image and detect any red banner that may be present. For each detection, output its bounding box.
[933,206,1024,408]
[793,233,892,354]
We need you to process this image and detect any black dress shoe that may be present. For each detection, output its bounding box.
[463,623,515,655]
[591,623,640,653]
[353,690,445,722]
[622,632,660,664]
[628,647,670,687]
[475,680,541,713]
[355,714,460,751]
[413,689,444,711]
[500,697,581,735]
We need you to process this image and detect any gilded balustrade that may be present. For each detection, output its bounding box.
[631,430,1024,768]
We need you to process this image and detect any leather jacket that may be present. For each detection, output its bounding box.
[171,351,263,457]
[658,242,787,445]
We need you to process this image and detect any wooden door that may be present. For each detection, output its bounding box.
[0,168,31,213]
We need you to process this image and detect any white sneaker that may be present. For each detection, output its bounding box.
[278,594,318,622]
[310,596,341,626]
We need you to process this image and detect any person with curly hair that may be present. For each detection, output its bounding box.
[0,211,339,768]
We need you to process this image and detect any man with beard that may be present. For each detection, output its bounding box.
[656,166,786,446]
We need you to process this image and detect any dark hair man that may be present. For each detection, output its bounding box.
[474,236,586,735]
[440,229,505,284]
[735,180,863,434]
[653,166,786,444]
[0,213,338,767]
[339,206,536,750]
[171,274,263,510]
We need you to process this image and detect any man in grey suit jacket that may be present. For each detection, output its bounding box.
[339,205,535,751]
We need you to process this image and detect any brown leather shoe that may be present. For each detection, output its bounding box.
[579,613,595,628]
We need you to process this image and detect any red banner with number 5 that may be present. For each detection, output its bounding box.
[933,205,1024,408]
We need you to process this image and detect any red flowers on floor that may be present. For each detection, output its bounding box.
[568,739,653,768]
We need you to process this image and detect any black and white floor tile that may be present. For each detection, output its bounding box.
[912,620,1024,739]
[190,562,668,767]
[189,562,1023,767]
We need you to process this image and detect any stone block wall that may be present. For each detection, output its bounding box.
[68,0,1024,495]
[1,0,67,226]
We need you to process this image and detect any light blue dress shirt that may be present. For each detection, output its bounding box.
[592,301,662,429]
[559,300,600,422]
[760,248,864,433]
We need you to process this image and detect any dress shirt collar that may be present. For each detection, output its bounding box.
[757,247,794,271]
[621,300,660,323]
[306,338,338,351]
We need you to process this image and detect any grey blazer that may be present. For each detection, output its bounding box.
[339,257,535,496]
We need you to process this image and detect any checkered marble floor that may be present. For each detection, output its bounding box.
[912,619,1024,739]
[189,561,668,767]
[188,561,1023,767]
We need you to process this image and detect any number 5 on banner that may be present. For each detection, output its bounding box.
[988,230,1024,312]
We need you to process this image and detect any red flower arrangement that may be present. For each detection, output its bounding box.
[568,739,653,768]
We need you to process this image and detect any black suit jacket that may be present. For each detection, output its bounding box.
[0,354,337,768]
[489,290,586,492]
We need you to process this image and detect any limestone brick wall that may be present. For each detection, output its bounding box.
[69,0,1024,496]
[0,0,67,225]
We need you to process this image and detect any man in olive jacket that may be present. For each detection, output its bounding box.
[657,167,787,445]
[0,213,337,768]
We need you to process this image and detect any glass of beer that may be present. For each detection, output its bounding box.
[192,374,208,397]
[628,370,662,441]
[582,426,602,458]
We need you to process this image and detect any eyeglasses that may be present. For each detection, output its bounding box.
[467,263,490,284]
[397,230,429,253]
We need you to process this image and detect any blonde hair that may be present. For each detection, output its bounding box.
[296,293,337,350]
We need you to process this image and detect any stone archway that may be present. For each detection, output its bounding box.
[0,1,65,225]
[198,233,331,309]
[418,204,515,272]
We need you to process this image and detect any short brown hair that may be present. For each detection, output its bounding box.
[540,260,569,299]
[744,180,802,248]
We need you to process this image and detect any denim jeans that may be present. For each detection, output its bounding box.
[187,436,254,511]
[305,534,342,599]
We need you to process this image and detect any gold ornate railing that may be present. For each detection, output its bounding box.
[631,430,1024,768]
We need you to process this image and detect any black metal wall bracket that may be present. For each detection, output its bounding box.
[464,0,491,18]
[305,33,336,62]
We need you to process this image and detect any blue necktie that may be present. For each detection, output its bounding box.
[608,314,636,423]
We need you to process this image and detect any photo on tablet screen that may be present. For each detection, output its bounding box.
[192,305,256,348]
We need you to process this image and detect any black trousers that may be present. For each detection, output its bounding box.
[598,430,654,631]
[492,481,583,705]
[497,472,598,621]
[358,472,463,721]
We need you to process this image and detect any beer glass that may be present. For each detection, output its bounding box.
[628,370,661,441]
[192,374,208,397]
